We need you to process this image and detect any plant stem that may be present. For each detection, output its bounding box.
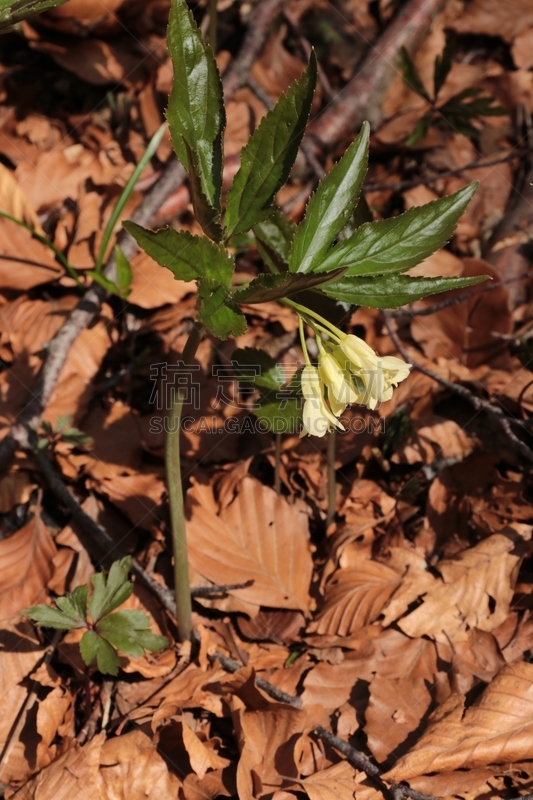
[274,432,282,494]
[165,322,203,642]
[326,429,336,528]
[209,0,217,53]
[286,299,343,341]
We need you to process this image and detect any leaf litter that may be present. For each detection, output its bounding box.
[0,0,533,798]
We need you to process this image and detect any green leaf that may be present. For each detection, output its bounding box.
[97,610,168,658]
[316,183,478,277]
[224,54,317,239]
[80,630,120,676]
[289,122,370,274]
[89,557,133,623]
[166,0,225,219]
[24,604,83,630]
[55,586,89,625]
[433,39,454,98]
[123,222,234,286]
[184,141,223,241]
[0,0,68,33]
[233,267,347,304]
[115,246,133,298]
[255,398,302,434]
[254,211,296,263]
[197,281,247,339]
[406,112,432,147]
[321,273,489,308]
[232,347,285,393]
[399,47,431,102]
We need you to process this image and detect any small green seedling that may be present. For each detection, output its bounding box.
[400,38,506,145]
[24,557,168,676]
[37,414,93,451]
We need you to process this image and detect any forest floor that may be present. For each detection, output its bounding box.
[1,0,533,798]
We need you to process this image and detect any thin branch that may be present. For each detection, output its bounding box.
[366,150,529,193]
[191,580,254,597]
[383,313,533,464]
[209,650,303,707]
[308,0,448,148]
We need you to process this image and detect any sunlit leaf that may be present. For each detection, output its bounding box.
[224,54,317,238]
[289,122,369,274]
[321,273,489,308]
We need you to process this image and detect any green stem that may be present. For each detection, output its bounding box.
[208,0,217,53]
[274,432,282,494]
[165,322,203,642]
[285,298,343,341]
[326,429,337,528]
[298,315,312,366]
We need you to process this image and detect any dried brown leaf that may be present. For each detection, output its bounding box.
[385,661,533,780]
[187,477,313,613]
[365,676,432,763]
[381,529,528,643]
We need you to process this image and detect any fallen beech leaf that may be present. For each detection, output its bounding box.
[448,0,533,43]
[308,562,401,637]
[0,513,56,621]
[381,529,528,643]
[365,676,432,763]
[187,477,313,613]
[385,661,533,780]
[0,162,42,228]
[98,729,181,798]
[295,761,358,800]
[0,218,62,290]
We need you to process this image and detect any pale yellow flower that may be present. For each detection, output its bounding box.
[318,350,361,416]
[300,365,345,438]
[337,334,411,410]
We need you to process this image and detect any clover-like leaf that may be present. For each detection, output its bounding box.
[24,604,85,631]
[224,54,317,239]
[55,585,89,626]
[315,183,478,277]
[289,122,369,274]
[80,630,120,676]
[89,557,133,623]
[97,610,168,658]
[321,273,489,308]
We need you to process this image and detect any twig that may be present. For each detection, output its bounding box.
[0,0,286,476]
[366,150,529,193]
[315,727,441,800]
[383,313,533,464]
[191,580,254,597]
[221,0,285,99]
[308,0,448,148]
[209,650,303,707]
[34,449,178,617]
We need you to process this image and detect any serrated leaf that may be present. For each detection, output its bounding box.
[55,585,88,625]
[233,267,347,304]
[253,210,296,271]
[321,273,489,308]
[289,122,370,274]
[434,39,454,98]
[232,347,285,393]
[399,46,431,102]
[24,604,83,630]
[316,183,478,277]
[114,245,133,298]
[123,222,234,286]
[197,281,247,339]
[224,54,317,239]
[0,0,68,32]
[89,557,133,623]
[80,630,120,675]
[184,140,223,240]
[166,0,225,214]
[98,610,168,658]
